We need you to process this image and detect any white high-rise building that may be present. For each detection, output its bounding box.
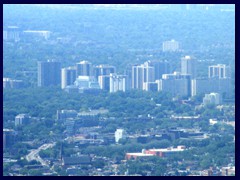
[109,73,126,93]
[181,55,196,79]
[145,60,171,81]
[98,75,110,91]
[191,78,231,97]
[76,61,93,76]
[15,114,30,126]
[208,64,231,79]
[93,64,116,81]
[132,63,154,90]
[115,129,127,143]
[61,66,77,89]
[159,72,191,97]
[162,39,179,52]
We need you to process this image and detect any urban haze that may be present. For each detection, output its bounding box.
[3,4,235,176]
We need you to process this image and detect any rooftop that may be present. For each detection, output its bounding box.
[148,147,185,152]
[126,153,154,157]
[63,156,91,165]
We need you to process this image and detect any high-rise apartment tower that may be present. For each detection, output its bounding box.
[38,60,61,87]
[181,55,196,79]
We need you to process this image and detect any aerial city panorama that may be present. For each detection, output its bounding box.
[3,4,235,176]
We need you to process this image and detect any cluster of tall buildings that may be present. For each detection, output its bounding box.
[131,56,194,97]
[38,60,126,93]
[203,93,222,106]
[61,61,126,93]
[37,56,232,98]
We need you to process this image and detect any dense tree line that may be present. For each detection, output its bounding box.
[4,87,232,134]
[3,88,171,121]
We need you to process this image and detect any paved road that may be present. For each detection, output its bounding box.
[26,142,56,167]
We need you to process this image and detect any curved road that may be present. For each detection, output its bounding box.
[26,142,56,167]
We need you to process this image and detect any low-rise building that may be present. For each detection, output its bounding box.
[23,30,51,40]
[3,78,24,89]
[74,76,100,90]
[57,110,78,121]
[125,151,154,160]
[203,92,222,106]
[221,166,235,176]
[62,155,91,166]
[170,115,200,121]
[209,118,218,125]
[78,109,109,117]
[125,145,186,160]
[145,145,186,157]
[64,85,79,93]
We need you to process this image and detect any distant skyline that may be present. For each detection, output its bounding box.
[3,3,235,176]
